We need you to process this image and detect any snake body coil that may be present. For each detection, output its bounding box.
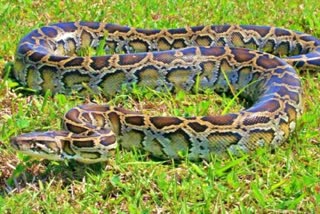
[11,22,320,163]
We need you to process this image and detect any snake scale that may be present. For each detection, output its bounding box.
[10,22,320,163]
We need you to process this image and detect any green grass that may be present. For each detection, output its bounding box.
[0,0,320,213]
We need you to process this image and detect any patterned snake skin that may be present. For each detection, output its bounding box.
[10,22,320,163]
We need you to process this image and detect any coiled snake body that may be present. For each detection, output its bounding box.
[11,22,320,163]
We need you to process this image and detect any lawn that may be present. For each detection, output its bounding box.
[0,0,319,213]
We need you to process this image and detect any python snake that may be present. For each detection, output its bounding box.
[10,22,320,163]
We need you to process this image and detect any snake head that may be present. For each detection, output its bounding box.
[10,130,117,164]
[10,131,69,162]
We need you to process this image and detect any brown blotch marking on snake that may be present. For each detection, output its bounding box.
[80,22,101,30]
[118,53,147,65]
[48,55,69,63]
[268,72,300,87]
[100,135,117,147]
[65,108,80,120]
[243,116,270,126]
[265,85,300,103]
[66,123,88,133]
[188,121,208,132]
[256,55,284,68]
[247,99,280,113]
[207,132,242,152]
[191,25,205,33]
[64,57,84,68]
[202,114,238,126]
[136,28,161,36]
[17,43,31,55]
[231,48,256,62]
[150,116,183,129]
[154,51,177,63]
[168,28,188,34]
[62,140,76,156]
[136,65,160,88]
[274,28,291,37]
[125,115,145,126]
[65,110,90,133]
[90,56,111,70]
[41,27,58,38]
[58,22,78,32]
[107,112,121,135]
[241,25,271,37]
[104,23,130,33]
[73,140,95,148]
[29,51,46,62]
[200,46,226,57]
